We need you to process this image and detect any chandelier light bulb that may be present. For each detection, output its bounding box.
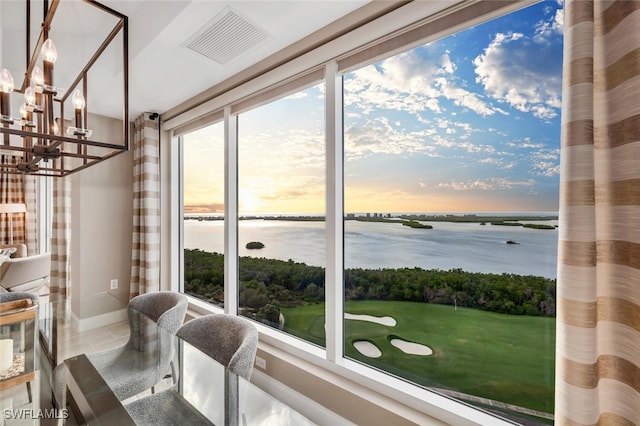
[72,90,85,110]
[42,39,58,63]
[31,66,44,86]
[0,68,14,118]
[0,68,14,93]
[20,103,27,118]
[72,90,85,129]
[52,120,59,135]
[24,87,36,105]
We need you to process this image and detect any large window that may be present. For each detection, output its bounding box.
[176,2,563,424]
[237,84,326,344]
[340,2,561,422]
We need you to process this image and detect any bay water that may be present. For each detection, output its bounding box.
[184,217,558,279]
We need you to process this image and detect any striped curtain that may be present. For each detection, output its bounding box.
[556,1,640,425]
[0,155,27,245]
[24,175,38,254]
[130,113,161,297]
[49,177,71,298]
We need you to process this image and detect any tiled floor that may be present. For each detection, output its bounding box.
[1,290,170,425]
[56,309,130,363]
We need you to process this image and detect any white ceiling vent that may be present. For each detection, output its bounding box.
[183,7,269,65]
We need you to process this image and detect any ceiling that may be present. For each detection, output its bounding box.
[0,0,369,120]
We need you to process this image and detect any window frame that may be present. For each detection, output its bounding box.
[167,2,542,424]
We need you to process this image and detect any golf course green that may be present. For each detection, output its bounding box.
[281,300,555,417]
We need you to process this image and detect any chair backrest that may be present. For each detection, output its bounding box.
[128,291,188,334]
[124,292,188,373]
[0,253,50,291]
[177,314,259,380]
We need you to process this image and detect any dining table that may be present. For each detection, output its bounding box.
[41,299,314,425]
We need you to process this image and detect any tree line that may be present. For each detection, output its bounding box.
[184,249,556,324]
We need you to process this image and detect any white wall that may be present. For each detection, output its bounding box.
[70,114,134,304]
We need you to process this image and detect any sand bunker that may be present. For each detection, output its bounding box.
[345,313,397,327]
[348,314,432,358]
[390,338,433,356]
[353,340,382,358]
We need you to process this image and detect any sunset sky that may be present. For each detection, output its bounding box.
[183,1,563,215]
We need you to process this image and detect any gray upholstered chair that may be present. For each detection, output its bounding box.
[52,291,188,404]
[176,314,259,380]
[124,314,259,424]
[0,253,50,293]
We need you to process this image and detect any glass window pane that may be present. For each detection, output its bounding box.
[343,2,561,422]
[182,121,225,308]
[238,84,326,346]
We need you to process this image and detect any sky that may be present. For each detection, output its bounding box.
[183,1,564,215]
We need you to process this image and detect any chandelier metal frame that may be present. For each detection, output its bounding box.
[0,0,129,177]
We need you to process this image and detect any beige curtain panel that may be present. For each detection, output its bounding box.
[130,113,161,298]
[50,176,71,298]
[0,155,27,245]
[24,174,37,254]
[556,0,640,424]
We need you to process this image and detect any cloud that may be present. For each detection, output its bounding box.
[437,177,536,191]
[534,8,564,43]
[431,133,496,154]
[439,50,456,74]
[260,181,319,201]
[532,161,560,177]
[425,98,442,113]
[433,77,496,117]
[530,149,560,176]
[473,17,562,121]
[185,203,224,214]
[478,157,515,169]
[241,126,325,172]
[507,137,546,149]
[344,47,498,120]
[344,116,439,160]
[345,42,508,121]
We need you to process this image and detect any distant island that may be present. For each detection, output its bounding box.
[491,221,556,230]
[402,220,433,229]
[522,223,556,230]
[245,241,265,249]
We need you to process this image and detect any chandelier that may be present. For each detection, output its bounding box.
[0,0,128,177]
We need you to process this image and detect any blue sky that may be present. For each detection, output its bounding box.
[184,1,564,215]
[343,1,563,213]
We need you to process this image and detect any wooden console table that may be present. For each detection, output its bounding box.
[0,297,37,402]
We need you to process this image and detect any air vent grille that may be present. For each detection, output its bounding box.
[184,8,269,64]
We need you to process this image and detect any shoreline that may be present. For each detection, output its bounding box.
[185,213,559,224]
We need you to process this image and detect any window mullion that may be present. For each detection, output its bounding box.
[173,135,184,293]
[224,107,239,315]
[325,60,344,363]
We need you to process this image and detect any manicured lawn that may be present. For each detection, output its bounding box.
[281,300,555,415]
